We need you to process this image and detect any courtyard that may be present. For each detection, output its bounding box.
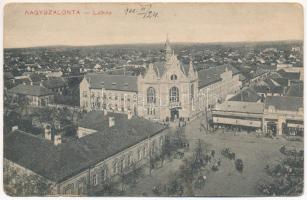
[124,116,303,196]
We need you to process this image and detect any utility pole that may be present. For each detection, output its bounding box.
[147,133,152,175]
[205,88,210,131]
[193,139,205,171]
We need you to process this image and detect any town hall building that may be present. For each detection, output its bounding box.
[80,38,242,121]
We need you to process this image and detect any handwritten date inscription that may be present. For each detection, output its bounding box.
[124,4,158,19]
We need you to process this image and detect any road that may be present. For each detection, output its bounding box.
[124,115,303,196]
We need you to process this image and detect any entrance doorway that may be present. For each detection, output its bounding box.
[170,108,179,121]
[267,122,277,136]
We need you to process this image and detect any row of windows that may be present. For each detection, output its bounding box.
[62,137,164,195]
[147,86,181,104]
[92,167,108,187]
[147,107,156,115]
[112,154,133,174]
[84,91,137,101]
[63,177,87,195]
[147,85,195,104]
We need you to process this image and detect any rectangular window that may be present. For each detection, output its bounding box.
[138,149,142,160]
[119,159,124,172]
[127,155,131,166]
[143,146,147,157]
[159,136,164,146]
[92,173,98,186]
[101,168,106,182]
[63,183,74,195]
[78,178,86,195]
[113,162,117,174]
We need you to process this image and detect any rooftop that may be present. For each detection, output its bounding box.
[265,96,303,112]
[198,64,240,88]
[4,71,14,79]
[8,84,53,97]
[214,101,264,114]
[42,77,67,89]
[228,87,261,102]
[253,78,285,94]
[277,69,300,80]
[286,83,303,97]
[85,73,138,92]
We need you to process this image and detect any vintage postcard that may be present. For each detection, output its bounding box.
[2,2,304,197]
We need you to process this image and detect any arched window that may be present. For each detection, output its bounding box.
[147,87,156,104]
[170,74,177,80]
[169,87,179,102]
[190,84,194,100]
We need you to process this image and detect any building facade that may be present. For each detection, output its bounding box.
[80,38,242,121]
[263,96,304,136]
[8,83,54,107]
[211,96,304,136]
[4,111,169,196]
[212,101,264,132]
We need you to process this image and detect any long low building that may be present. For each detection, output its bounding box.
[212,101,264,131]
[212,96,304,136]
[264,96,304,136]
[4,111,169,196]
[8,83,54,106]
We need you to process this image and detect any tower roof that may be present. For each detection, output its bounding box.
[165,35,172,51]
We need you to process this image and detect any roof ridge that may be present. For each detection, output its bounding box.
[87,73,137,78]
[11,129,44,140]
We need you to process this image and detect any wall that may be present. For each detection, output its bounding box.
[199,72,241,111]
[4,158,56,196]
[80,78,137,114]
[57,128,168,196]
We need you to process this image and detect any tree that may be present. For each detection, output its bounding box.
[191,139,206,172]
[16,95,30,117]
[4,163,52,196]
[3,111,21,134]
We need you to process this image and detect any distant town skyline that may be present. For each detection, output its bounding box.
[4,3,303,48]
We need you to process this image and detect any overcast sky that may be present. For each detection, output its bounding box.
[4,3,303,48]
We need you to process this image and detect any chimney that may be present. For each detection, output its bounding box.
[54,133,61,146]
[30,81,33,86]
[45,125,52,140]
[103,109,108,116]
[109,117,115,127]
[127,110,133,120]
[12,125,18,132]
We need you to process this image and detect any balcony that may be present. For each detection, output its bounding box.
[169,101,181,109]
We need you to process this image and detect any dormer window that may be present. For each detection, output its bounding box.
[170,74,177,80]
